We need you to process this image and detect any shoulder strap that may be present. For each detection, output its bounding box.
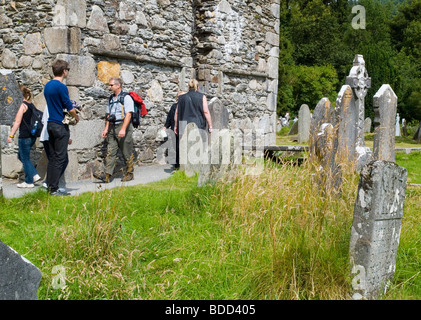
[21,101,34,130]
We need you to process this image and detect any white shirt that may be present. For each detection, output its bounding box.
[40,106,49,142]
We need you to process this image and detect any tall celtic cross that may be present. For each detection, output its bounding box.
[346,54,371,149]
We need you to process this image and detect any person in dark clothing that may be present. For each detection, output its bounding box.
[7,85,41,188]
[174,79,212,136]
[163,91,184,168]
[44,59,79,196]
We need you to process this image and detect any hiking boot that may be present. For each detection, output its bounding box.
[93,172,111,183]
[122,172,134,182]
[49,190,71,196]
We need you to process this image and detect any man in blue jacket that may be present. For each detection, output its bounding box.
[44,59,79,196]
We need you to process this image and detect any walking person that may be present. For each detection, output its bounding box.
[7,85,41,188]
[94,77,135,183]
[40,106,72,191]
[162,91,184,169]
[44,59,79,196]
[174,79,213,136]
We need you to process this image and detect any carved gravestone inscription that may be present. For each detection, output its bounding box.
[0,71,23,126]
[350,160,407,300]
[0,241,42,300]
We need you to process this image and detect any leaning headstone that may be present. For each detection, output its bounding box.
[0,241,42,300]
[0,70,23,126]
[179,122,206,177]
[364,118,372,133]
[373,84,398,162]
[208,97,229,130]
[349,160,407,300]
[297,104,310,143]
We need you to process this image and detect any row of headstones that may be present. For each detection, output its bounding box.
[308,58,407,299]
[290,107,404,147]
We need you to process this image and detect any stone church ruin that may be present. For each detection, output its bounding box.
[0,0,280,182]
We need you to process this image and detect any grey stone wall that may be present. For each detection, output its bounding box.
[0,0,279,181]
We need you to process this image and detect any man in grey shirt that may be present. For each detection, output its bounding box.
[95,77,135,183]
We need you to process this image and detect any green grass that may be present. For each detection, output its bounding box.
[396,151,421,184]
[1,156,421,300]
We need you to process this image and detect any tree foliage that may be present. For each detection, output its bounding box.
[278,0,421,121]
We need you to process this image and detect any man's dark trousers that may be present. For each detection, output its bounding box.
[46,122,70,193]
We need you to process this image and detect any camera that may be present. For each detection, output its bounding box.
[108,114,116,123]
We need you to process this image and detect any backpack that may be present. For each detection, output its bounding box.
[109,91,147,129]
[23,101,43,137]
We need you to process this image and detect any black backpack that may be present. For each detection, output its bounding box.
[23,101,43,137]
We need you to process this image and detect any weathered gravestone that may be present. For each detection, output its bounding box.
[346,54,371,150]
[402,118,407,137]
[395,113,400,137]
[349,160,407,300]
[198,128,242,186]
[298,104,311,144]
[335,85,358,165]
[309,97,334,159]
[179,122,207,177]
[373,84,398,162]
[0,71,23,126]
[0,241,42,300]
[364,117,372,133]
[345,54,372,170]
[208,97,229,130]
[0,70,24,197]
[198,98,240,186]
[288,119,298,136]
[308,97,342,193]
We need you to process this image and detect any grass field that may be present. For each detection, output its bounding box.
[1,151,421,300]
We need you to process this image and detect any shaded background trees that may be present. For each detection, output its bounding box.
[277,0,421,123]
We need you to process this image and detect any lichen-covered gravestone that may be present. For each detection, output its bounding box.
[0,241,42,300]
[308,97,342,193]
[0,71,24,197]
[349,160,407,300]
[0,71,23,126]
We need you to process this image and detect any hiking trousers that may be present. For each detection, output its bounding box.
[46,122,70,193]
[105,122,134,176]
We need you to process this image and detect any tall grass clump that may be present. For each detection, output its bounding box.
[210,159,359,299]
[39,188,141,300]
